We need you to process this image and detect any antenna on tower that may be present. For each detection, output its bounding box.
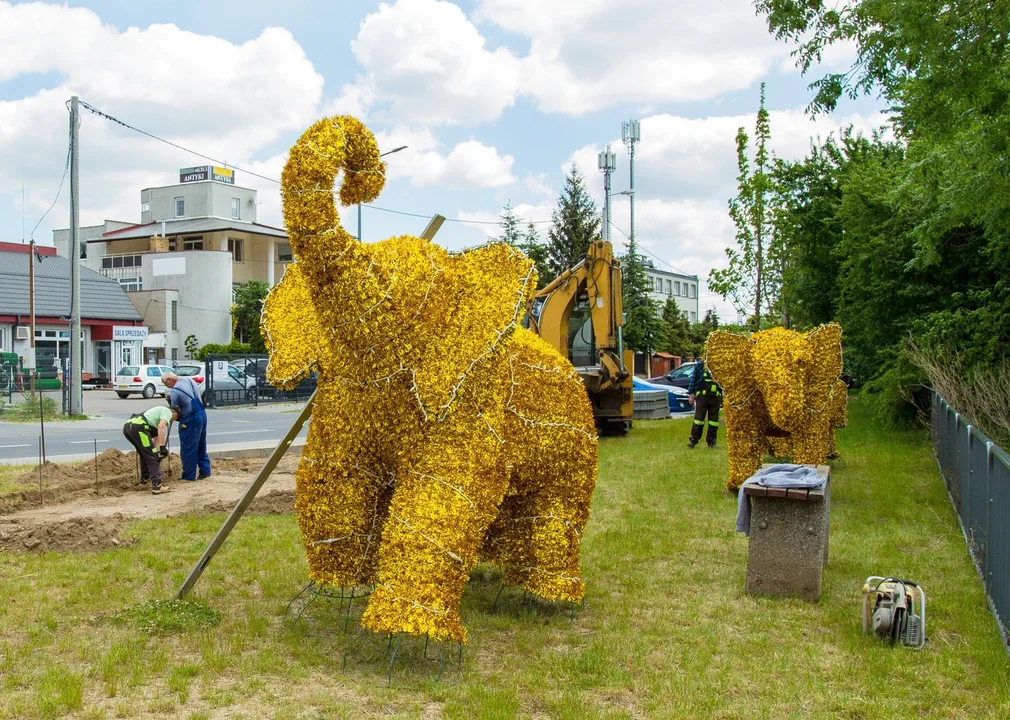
[598,145,617,242]
[621,120,641,252]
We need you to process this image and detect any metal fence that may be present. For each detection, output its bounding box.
[201,354,315,408]
[932,392,1010,645]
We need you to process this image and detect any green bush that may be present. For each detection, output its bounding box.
[194,340,252,361]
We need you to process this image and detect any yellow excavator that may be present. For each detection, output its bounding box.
[526,239,634,434]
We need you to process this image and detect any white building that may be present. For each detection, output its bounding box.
[54,167,291,363]
[644,261,700,322]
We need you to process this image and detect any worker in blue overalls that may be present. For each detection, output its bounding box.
[163,371,212,481]
[687,360,723,449]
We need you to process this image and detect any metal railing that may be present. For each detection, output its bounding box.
[932,392,1010,646]
[202,354,315,408]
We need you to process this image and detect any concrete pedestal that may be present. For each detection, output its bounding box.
[744,465,830,602]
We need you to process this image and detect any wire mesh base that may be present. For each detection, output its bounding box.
[282,581,375,637]
[341,629,464,686]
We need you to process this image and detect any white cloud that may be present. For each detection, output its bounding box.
[0,2,323,236]
[374,128,516,189]
[349,0,522,125]
[339,0,794,126]
[476,0,790,115]
[457,201,554,240]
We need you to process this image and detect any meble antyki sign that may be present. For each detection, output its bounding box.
[180,165,235,185]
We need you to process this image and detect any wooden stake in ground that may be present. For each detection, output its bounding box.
[176,391,316,599]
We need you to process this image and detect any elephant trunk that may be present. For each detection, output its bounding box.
[280,115,386,263]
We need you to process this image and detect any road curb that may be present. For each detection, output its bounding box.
[0,438,306,467]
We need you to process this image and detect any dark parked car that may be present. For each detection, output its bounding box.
[647,361,699,390]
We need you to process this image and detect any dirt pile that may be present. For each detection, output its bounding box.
[0,514,131,552]
[203,489,295,515]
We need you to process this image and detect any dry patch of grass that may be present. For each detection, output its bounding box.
[0,398,1007,718]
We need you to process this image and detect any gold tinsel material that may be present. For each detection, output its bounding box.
[261,116,598,643]
[706,324,844,491]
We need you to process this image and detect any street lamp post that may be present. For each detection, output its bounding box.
[358,145,408,241]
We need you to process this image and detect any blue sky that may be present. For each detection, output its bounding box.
[0,0,885,320]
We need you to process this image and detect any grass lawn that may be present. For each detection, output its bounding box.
[1,397,1008,718]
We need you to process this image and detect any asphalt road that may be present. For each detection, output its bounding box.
[0,390,310,463]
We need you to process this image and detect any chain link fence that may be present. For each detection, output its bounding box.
[932,392,1010,648]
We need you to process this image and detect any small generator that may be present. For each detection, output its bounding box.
[862,576,927,649]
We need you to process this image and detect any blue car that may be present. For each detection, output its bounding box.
[632,376,692,413]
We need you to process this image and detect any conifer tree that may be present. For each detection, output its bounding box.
[546,163,601,276]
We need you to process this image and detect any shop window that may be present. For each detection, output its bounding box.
[228,237,244,262]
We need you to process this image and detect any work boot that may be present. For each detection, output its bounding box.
[151,486,171,495]
[686,440,697,449]
[707,442,717,449]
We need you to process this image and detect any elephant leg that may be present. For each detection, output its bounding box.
[789,416,832,467]
[360,414,509,643]
[296,387,393,588]
[725,414,766,491]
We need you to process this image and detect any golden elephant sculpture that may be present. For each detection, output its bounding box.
[261,116,598,643]
[706,324,845,491]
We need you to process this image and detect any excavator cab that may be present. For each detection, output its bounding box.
[568,291,597,367]
[526,240,634,434]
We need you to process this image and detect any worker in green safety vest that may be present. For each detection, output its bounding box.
[122,405,180,494]
[686,361,723,449]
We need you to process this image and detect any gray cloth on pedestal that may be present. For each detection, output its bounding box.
[736,464,825,535]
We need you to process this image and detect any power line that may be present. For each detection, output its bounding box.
[78,100,281,185]
[77,99,555,227]
[607,221,695,278]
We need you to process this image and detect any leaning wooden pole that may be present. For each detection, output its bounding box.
[176,390,316,599]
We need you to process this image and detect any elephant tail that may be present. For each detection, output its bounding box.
[280,115,387,259]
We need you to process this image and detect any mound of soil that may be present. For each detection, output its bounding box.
[202,489,295,515]
[0,514,131,552]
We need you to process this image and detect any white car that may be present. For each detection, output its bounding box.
[115,364,175,399]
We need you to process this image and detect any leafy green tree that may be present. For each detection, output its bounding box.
[709,83,782,329]
[661,299,695,357]
[546,164,601,276]
[183,334,199,360]
[690,309,721,351]
[231,280,269,353]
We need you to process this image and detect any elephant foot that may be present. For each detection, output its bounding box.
[360,583,468,643]
[505,566,584,604]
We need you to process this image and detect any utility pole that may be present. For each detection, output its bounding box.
[622,120,641,252]
[69,95,82,416]
[598,145,616,242]
[28,241,36,396]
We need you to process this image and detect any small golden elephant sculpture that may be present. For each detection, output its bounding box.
[261,116,598,643]
[706,324,846,491]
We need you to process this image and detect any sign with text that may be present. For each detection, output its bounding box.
[112,326,149,341]
[179,165,235,184]
[212,360,231,382]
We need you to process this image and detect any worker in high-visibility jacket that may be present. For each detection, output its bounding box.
[123,405,180,494]
[686,361,723,449]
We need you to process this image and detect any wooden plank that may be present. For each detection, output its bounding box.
[766,487,789,498]
[786,488,811,500]
[743,485,768,497]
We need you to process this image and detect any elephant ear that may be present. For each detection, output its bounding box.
[262,262,321,390]
[804,323,843,404]
[705,331,756,405]
[410,242,536,420]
